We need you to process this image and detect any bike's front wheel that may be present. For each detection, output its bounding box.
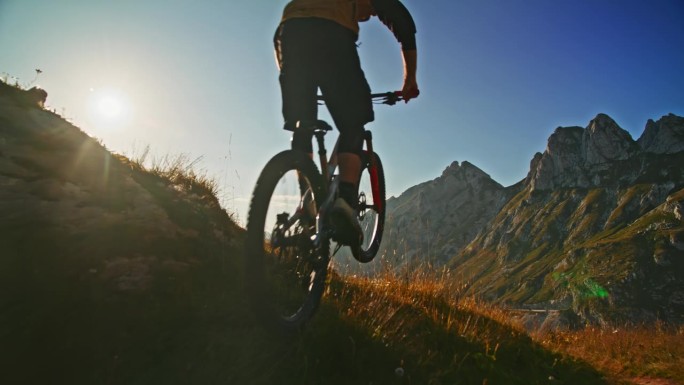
[245,150,328,330]
[355,151,386,263]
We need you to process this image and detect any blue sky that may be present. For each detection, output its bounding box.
[1,0,683,224]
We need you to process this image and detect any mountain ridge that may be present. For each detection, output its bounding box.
[381,112,684,325]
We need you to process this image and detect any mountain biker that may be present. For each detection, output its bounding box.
[274,0,419,255]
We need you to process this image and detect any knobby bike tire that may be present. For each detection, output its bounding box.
[355,151,386,263]
[245,150,328,330]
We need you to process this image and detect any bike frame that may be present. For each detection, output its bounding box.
[308,92,401,220]
[290,92,401,248]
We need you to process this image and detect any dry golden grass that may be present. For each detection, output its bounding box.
[534,323,684,384]
[332,265,684,384]
[326,268,555,383]
[334,265,522,336]
[123,143,219,196]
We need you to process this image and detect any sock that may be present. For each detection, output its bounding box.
[338,182,358,209]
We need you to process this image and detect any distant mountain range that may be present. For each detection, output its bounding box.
[381,113,684,325]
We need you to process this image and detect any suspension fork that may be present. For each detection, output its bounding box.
[363,130,383,213]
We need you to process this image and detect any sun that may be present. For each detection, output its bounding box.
[88,88,131,128]
[97,95,123,119]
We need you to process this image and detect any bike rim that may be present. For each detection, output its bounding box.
[261,169,322,322]
[358,167,381,252]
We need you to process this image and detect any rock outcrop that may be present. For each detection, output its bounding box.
[583,113,639,166]
[527,114,644,191]
[638,113,684,154]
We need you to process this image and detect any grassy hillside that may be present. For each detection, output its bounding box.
[2,81,682,384]
[452,179,684,326]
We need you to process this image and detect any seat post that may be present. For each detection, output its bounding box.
[314,130,329,182]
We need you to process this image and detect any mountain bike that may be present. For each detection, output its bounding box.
[245,91,405,330]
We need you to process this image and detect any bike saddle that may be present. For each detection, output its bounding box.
[292,119,333,132]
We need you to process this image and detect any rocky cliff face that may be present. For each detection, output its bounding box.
[527,114,644,191]
[379,160,519,267]
[638,113,684,154]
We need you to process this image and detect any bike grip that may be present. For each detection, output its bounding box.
[399,89,420,101]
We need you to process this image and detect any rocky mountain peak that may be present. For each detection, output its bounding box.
[441,160,462,176]
[582,113,638,166]
[545,126,585,164]
[528,113,648,191]
[528,125,585,191]
[376,159,513,268]
[637,113,684,154]
[441,160,495,185]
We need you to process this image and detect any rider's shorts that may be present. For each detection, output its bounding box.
[275,17,374,154]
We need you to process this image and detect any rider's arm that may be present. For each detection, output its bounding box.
[371,0,420,100]
[402,49,418,100]
[371,0,416,50]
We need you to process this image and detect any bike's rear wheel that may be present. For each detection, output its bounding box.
[355,151,386,263]
[245,150,328,330]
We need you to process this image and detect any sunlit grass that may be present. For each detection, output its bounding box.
[330,264,684,384]
[535,323,684,383]
[121,143,219,197]
[332,266,527,349]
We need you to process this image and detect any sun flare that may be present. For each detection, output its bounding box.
[88,88,131,128]
[97,96,123,119]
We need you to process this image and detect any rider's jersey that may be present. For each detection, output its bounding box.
[281,0,416,50]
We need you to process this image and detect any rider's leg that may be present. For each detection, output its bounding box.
[275,18,318,152]
[276,19,319,223]
[313,19,373,248]
[338,152,361,206]
[330,129,365,248]
[336,128,365,207]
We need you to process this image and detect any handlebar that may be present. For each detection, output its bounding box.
[371,91,403,105]
[317,90,418,106]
